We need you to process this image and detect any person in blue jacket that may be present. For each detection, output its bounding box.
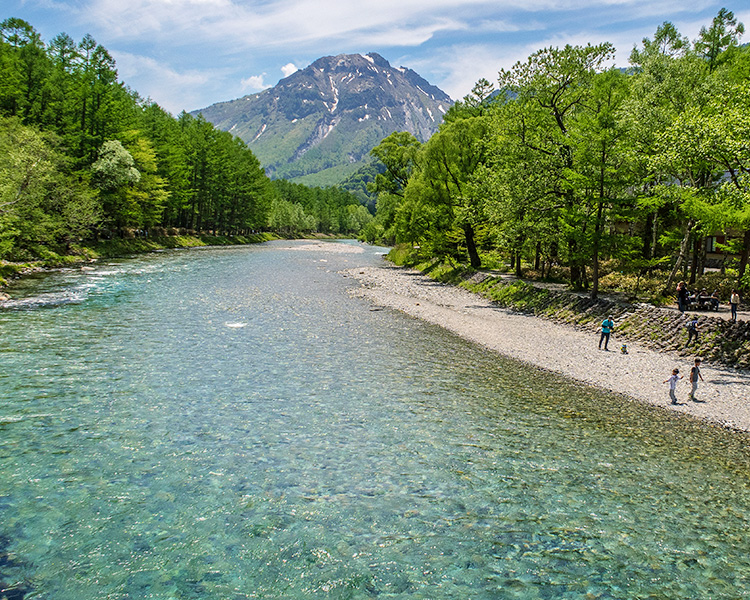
[599,315,614,351]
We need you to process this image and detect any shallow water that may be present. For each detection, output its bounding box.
[1,240,749,599]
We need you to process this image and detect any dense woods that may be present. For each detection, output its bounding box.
[362,9,750,300]
[4,10,750,303]
[0,18,371,262]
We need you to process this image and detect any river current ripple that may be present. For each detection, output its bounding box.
[1,240,749,599]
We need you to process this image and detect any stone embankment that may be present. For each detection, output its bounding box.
[462,273,750,370]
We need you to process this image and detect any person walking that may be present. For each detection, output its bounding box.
[688,358,704,402]
[599,315,614,351]
[663,368,683,405]
[685,315,699,347]
[730,289,740,322]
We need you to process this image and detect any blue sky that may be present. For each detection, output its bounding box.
[4,1,748,114]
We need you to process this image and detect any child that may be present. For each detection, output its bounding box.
[663,368,683,405]
[685,316,699,346]
[688,358,704,401]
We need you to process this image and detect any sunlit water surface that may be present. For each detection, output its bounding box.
[1,240,749,599]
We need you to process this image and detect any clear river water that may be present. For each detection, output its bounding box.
[1,240,749,600]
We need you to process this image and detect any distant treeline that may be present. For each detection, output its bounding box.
[362,9,750,298]
[0,18,371,262]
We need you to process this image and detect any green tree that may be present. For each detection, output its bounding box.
[0,117,99,257]
[695,7,745,73]
[369,131,421,197]
[0,18,49,122]
[494,42,616,289]
[91,139,140,231]
[405,116,491,267]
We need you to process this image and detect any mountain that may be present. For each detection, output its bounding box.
[193,52,453,185]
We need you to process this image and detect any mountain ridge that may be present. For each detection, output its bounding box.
[193,52,453,184]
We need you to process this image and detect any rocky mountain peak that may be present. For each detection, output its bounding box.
[194,52,453,184]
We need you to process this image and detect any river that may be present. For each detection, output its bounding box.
[1,240,749,599]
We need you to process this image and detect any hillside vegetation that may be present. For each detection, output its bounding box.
[362,10,750,305]
[0,18,372,270]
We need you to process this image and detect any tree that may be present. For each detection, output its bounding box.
[695,8,745,73]
[665,82,750,283]
[0,117,99,257]
[625,20,721,289]
[369,132,421,244]
[569,68,632,298]
[369,131,421,197]
[406,116,492,267]
[91,139,140,231]
[0,18,49,122]
[494,43,617,290]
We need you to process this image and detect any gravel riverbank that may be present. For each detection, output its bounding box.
[343,262,750,434]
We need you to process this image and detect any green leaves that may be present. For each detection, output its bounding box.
[370,10,750,293]
[0,116,99,258]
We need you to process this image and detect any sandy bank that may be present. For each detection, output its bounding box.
[344,263,750,433]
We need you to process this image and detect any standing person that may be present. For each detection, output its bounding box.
[730,289,740,322]
[685,315,699,346]
[677,281,689,313]
[599,315,614,351]
[688,358,704,402]
[663,368,683,405]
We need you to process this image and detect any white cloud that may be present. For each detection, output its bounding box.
[241,74,268,90]
[79,0,506,50]
[410,43,536,101]
[281,63,298,77]
[113,51,213,113]
[14,0,747,114]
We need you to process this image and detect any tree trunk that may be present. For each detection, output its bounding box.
[664,219,696,295]
[463,223,481,268]
[739,228,750,282]
[642,212,653,260]
[591,200,605,300]
[689,236,699,285]
[569,238,582,289]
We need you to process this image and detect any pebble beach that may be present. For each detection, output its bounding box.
[344,262,750,434]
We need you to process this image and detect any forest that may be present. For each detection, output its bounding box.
[362,9,750,301]
[3,11,750,303]
[0,17,371,264]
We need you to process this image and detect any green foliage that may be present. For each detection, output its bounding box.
[0,116,101,259]
[0,19,372,267]
[463,278,550,311]
[369,132,421,197]
[366,9,750,300]
[695,8,745,72]
[269,179,371,236]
